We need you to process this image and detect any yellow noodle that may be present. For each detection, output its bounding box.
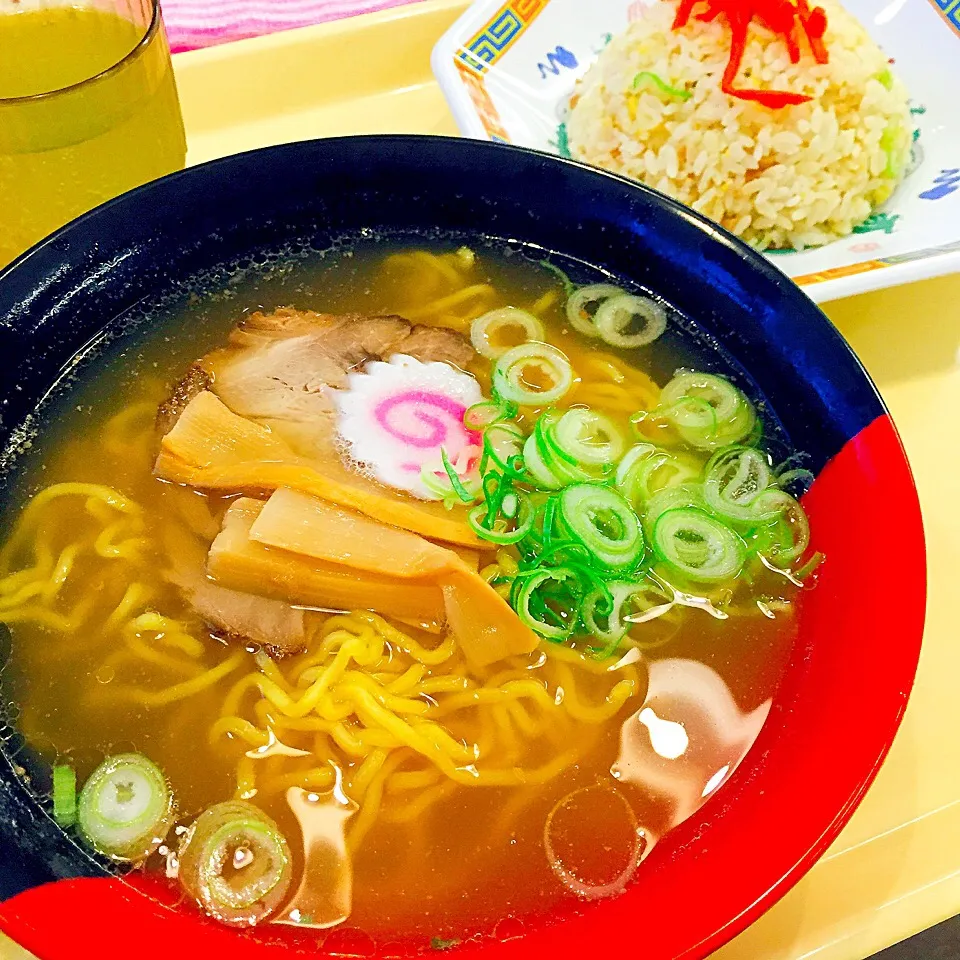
[101,402,157,457]
[385,664,425,695]
[503,698,544,738]
[153,627,207,658]
[352,612,456,665]
[8,482,139,539]
[415,676,471,697]
[0,416,649,863]
[0,546,54,594]
[347,749,407,851]
[409,250,462,286]
[350,687,474,766]
[104,583,152,631]
[330,722,399,757]
[432,678,553,717]
[0,599,93,632]
[261,766,337,796]
[255,649,296,692]
[339,677,431,717]
[42,544,80,601]
[490,702,522,759]
[268,715,335,735]
[123,634,206,678]
[529,290,559,316]
[119,651,245,706]
[401,285,495,321]
[220,672,265,717]
[236,755,257,799]
[349,748,388,800]
[0,577,48,610]
[386,766,444,794]
[552,662,638,723]
[382,780,457,824]
[209,716,270,749]
[457,749,580,788]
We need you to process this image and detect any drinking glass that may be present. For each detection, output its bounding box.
[0,0,187,268]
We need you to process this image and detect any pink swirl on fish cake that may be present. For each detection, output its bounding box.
[374,390,479,450]
[335,354,485,500]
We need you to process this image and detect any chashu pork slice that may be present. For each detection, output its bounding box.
[156,307,475,456]
[163,520,309,655]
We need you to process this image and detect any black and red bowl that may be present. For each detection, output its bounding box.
[0,136,924,960]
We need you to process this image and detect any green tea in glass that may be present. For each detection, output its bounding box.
[0,0,187,268]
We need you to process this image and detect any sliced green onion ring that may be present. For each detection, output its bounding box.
[513,567,583,640]
[776,467,815,496]
[659,371,757,450]
[582,582,635,647]
[652,507,746,583]
[440,447,479,504]
[540,259,576,296]
[554,408,626,465]
[523,414,596,489]
[535,412,597,483]
[617,450,700,508]
[593,293,667,348]
[482,421,524,476]
[641,482,707,536]
[52,764,77,828]
[523,432,563,490]
[493,342,574,407]
[657,396,717,432]
[750,489,810,565]
[420,466,460,505]
[179,800,293,927]
[615,443,656,489]
[465,398,516,431]
[565,284,623,337]
[582,579,673,648]
[471,307,546,359]
[77,753,174,861]
[703,446,774,524]
[557,483,645,572]
[469,492,534,545]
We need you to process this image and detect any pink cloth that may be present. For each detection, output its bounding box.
[161,0,425,52]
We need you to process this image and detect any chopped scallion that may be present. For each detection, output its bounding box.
[652,507,746,583]
[77,752,173,862]
[52,764,77,829]
[492,342,574,407]
[179,800,292,927]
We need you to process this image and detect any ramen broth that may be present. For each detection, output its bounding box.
[0,244,804,943]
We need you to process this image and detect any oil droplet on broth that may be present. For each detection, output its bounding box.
[95,664,115,685]
[543,785,647,899]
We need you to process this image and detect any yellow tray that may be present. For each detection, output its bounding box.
[5,3,958,958]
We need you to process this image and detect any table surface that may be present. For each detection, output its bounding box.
[2,3,959,958]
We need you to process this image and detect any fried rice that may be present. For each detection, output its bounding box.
[566,0,912,251]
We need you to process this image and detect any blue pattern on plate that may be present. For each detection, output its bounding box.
[466,9,524,65]
[919,168,960,200]
[537,46,578,79]
[932,0,960,33]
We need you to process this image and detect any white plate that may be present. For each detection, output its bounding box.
[431,0,960,302]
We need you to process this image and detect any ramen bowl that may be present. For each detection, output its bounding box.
[0,136,924,960]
